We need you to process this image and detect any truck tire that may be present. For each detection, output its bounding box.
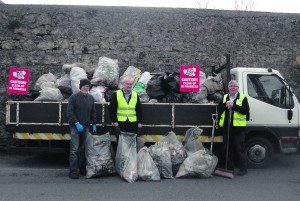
[245,137,274,169]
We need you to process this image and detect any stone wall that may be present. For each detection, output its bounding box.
[0,5,300,149]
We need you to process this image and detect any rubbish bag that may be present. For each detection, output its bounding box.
[91,56,119,88]
[90,86,106,102]
[118,66,141,89]
[183,127,204,156]
[176,149,218,178]
[146,74,167,100]
[70,67,87,94]
[56,74,72,95]
[85,132,116,178]
[115,132,138,183]
[161,131,187,174]
[149,141,173,179]
[137,147,160,181]
[203,73,223,95]
[34,72,57,91]
[165,72,180,93]
[34,82,64,101]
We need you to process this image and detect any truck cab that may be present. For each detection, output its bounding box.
[231,67,300,168]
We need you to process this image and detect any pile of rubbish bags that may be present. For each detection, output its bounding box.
[9,56,224,103]
[85,127,218,183]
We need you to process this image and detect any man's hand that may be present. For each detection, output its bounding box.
[226,101,233,109]
[75,122,84,132]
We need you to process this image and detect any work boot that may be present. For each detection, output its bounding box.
[237,169,247,176]
[69,172,79,179]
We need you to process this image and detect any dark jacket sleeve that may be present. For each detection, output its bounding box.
[136,96,143,124]
[217,94,227,117]
[90,96,97,125]
[109,92,118,123]
[67,95,77,126]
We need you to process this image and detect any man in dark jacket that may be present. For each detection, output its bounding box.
[217,80,250,176]
[109,76,143,144]
[67,79,96,179]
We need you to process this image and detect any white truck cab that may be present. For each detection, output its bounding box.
[231,67,300,168]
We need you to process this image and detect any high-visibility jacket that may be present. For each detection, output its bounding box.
[219,93,247,127]
[116,90,137,122]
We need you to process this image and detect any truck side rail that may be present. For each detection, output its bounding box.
[6,101,220,142]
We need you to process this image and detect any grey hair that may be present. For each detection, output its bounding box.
[122,75,134,84]
[228,80,239,87]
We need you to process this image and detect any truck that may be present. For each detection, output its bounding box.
[5,61,300,169]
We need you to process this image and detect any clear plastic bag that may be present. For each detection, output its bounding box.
[85,132,116,178]
[91,56,119,88]
[115,132,138,183]
[183,127,204,156]
[176,149,218,178]
[137,147,160,181]
[149,141,173,179]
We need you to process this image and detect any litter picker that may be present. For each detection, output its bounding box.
[211,113,235,179]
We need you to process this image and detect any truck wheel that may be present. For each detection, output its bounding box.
[245,137,274,169]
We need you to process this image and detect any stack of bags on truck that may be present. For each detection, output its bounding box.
[9,56,224,104]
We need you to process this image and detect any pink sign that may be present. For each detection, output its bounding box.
[7,68,30,95]
[180,66,200,92]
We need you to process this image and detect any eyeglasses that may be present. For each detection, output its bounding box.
[229,85,238,88]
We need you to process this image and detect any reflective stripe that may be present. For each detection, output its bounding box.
[13,133,71,140]
[117,113,136,117]
[117,107,135,110]
[233,117,246,121]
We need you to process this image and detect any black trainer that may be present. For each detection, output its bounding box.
[69,172,79,179]
[237,169,248,176]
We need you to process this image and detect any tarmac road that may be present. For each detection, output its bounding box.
[0,151,299,201]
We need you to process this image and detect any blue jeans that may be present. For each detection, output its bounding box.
[69,126,89,174]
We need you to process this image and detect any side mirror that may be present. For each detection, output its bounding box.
[287,109,293,121]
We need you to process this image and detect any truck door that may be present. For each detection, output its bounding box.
[245,73,297,127]
[241,72,299,168]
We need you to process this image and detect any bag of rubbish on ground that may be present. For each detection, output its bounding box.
[91,56,119,88]
[85,132,116,178]
[70,67,87,94]
[118,66,141,89]
[149,141,173,179]
[161,131,187,175]
[90,86,107,102]
[34,82,64,101]
[34,72,57,91]
[183,127,204,156]
[115,132,138,183]
[176,148,218,178]
[137,147,160,181]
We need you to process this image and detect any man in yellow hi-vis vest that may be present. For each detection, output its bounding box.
[109,76,143,144]
[217,80,250,176]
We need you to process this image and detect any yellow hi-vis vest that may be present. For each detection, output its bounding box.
[219,93,247,127]
[116,90,137,122]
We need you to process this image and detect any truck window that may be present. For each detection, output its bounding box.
[247,74,294,109]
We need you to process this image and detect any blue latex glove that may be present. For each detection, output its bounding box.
[92,125,97,134]
[75,122,84,132]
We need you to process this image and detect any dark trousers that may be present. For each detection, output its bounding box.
[222,127,247,171]
[69,126,88,174]
[114,120,138,143]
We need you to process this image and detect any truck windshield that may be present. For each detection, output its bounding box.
[247,74,294,109]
